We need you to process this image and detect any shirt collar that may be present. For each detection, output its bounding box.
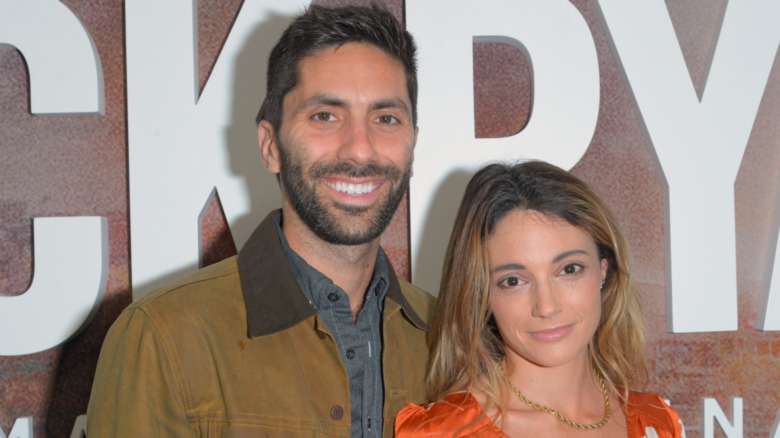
[275,213,389,311]
[238,210,424,337]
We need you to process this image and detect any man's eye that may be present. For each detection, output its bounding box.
[313,112,335,122]
[376,115,398,124]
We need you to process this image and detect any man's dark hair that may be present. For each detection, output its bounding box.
[256,4,418,129]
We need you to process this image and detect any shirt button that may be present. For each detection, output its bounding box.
[327,293,339,302]
[346,349,356,359]
[330,405,344,420]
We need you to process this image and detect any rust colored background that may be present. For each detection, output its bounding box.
[1,0,778,436]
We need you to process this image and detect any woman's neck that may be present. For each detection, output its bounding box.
[501,355,606,426]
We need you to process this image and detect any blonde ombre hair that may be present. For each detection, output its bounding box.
[426,161,646,416]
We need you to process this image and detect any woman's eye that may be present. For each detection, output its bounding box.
[561,264,583,275]
[499,276,522,288]
[313,112,335,122]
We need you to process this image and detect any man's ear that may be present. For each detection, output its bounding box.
[259,120,281,174]
[411,126,418,177]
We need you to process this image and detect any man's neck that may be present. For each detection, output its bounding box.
[282,213,380,320]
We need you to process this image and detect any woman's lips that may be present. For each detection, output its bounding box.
[529,324,573,342]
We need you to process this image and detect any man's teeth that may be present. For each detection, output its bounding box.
[326,181,378,196]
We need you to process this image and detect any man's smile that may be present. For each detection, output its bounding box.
[323,178,381,196]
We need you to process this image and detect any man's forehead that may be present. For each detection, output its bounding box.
[299,42,398,69]
[289,42,410,103]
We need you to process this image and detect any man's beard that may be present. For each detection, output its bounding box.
[278,142,411,245]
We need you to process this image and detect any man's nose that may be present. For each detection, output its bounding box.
[338,119,378,164]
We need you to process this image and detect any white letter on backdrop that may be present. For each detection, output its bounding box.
[407,0,599,292]
[126,1,307,299]
[0,0,103,114]
[770,408,780,438]
[70,415,86,438]
[760,189,780,330]
[0,0,107,356]
[0,417,32,438]
[0,218,107,356]
[597,0,780,332]
[702,397,743,438]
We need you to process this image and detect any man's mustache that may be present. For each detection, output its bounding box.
[309,161,402,179]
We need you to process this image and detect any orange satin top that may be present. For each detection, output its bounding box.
[395,391,685,437]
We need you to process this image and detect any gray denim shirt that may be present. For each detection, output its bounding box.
[276,213,388,438]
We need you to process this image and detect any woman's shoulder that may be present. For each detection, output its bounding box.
[395,392,506,437]
[626,391,687,438]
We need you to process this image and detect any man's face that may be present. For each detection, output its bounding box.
[263,43,416,245]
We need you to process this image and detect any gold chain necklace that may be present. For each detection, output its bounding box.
[502,366,611,431]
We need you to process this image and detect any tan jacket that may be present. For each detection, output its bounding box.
[87,212,434,437]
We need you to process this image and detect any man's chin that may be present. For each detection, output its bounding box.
[315,213,389,246]
[316,230,379,246]
[332,202,372,217]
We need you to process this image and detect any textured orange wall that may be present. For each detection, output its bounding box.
[1,0,778,436]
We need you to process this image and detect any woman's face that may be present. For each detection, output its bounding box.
[488,209,607,370]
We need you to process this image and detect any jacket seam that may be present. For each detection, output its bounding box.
[136,305,194,411]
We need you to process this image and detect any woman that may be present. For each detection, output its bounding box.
[396,161,685,437]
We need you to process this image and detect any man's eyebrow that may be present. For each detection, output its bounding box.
[303,94,347,110]
[370,98,411,115]
[301,95,410,113]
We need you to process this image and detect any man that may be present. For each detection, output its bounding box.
[87,5,432,437]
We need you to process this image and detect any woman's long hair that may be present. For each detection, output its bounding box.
[425,161,647,414]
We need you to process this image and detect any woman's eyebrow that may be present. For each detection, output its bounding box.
[491,263,525,274]
[552,249,590,263]
[491,249,591,274]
